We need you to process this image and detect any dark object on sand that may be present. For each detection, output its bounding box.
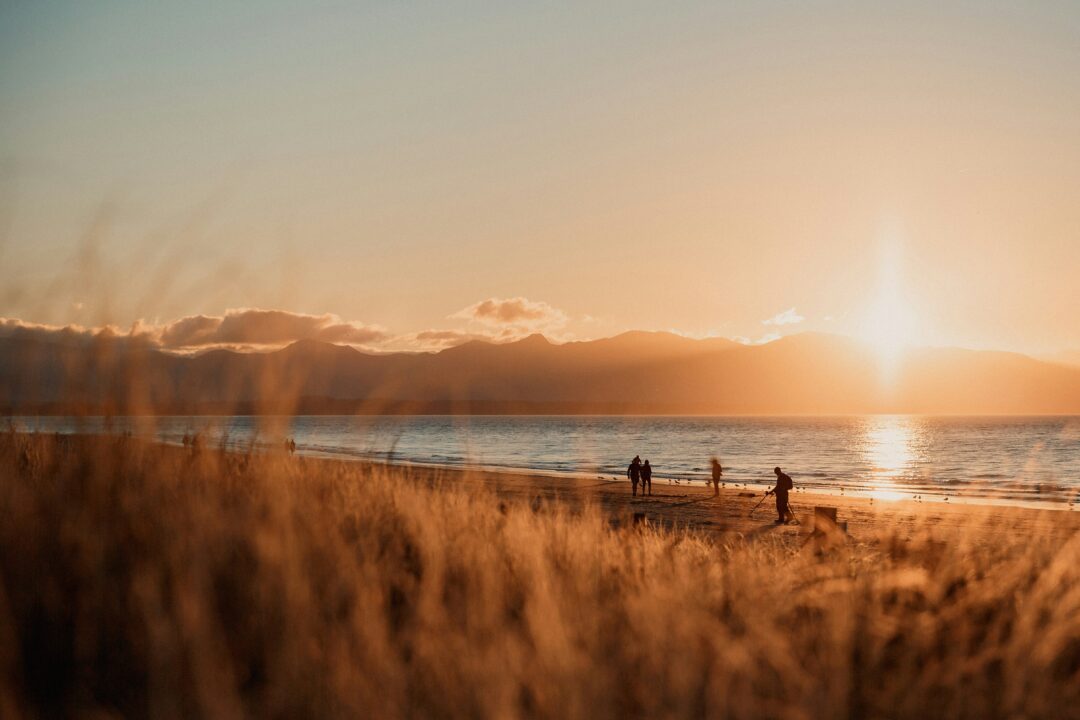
[808,506,846,549]
[814,506,838,527]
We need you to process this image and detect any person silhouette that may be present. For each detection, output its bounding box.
[641,460,653,496]
[768,466,794,523]
[710,457,723,497]
[627,455,642,497]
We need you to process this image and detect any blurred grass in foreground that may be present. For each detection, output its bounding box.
[1,432,1079,719]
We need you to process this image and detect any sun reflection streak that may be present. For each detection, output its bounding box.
[863,416,917,501]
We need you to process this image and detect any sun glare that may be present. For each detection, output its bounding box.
[858,228,918,382]
[862,287,914,363]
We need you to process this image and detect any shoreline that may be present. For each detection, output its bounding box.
[11,424,1078,516]
[359,456,1080,543]
[9,414,1077,510]
[176,437,1080,514]
[363,456,1077,513]
[42,431,1080,542]
[127,434,1072,544]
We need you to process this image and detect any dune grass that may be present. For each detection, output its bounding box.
[1,431,1079,719]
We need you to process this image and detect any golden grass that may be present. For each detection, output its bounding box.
[1,431,1079,719]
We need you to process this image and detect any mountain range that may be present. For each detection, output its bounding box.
[2,329,1078,415]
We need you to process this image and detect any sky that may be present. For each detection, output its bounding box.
[1,0,1078,355]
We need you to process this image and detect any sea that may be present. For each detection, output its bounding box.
[7,415,1080,507]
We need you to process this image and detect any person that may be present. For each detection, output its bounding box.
[710,457,723,497]
[768,466,794,523]
[627,455,642,497]
[641,460,653,496]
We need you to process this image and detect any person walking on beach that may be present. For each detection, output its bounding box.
[627,455,642,497]
[768,466,794,523]
[710,457,723,497]
[641,460,653,496]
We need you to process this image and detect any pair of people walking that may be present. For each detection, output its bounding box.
[626,455,653,497]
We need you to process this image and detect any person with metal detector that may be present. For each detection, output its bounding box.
[767,466,795,524]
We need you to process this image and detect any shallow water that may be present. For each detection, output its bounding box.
[10,415,1079,506]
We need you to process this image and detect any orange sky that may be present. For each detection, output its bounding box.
[1,2,1078,357]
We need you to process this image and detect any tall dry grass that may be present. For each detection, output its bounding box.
[1,431,1079,719]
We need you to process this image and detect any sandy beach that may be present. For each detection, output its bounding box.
[28,433,1080,544]
[286,450,1080,545]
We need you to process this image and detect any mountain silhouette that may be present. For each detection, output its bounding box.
[1,330,1078,415]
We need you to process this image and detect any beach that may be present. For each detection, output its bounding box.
[304,454,1080,546]
[30,431,1080,543]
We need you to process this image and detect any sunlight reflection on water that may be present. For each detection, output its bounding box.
[864,416,916,479]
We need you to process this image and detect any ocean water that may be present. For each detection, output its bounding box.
[8,415,1080,506]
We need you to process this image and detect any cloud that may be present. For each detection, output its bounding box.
[159,309,388,349]
[159,315,219,347]
[1,309,388,352]
[453,297,567,327]
[3,299,574,354]
[0,317,83,337]
[762,307,805,326]
[450,296,568,340]
[666,328,726,340]
[0,317,156,347]
[733,332,781,346]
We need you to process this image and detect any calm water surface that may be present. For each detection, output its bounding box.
[9,415,1080,506]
